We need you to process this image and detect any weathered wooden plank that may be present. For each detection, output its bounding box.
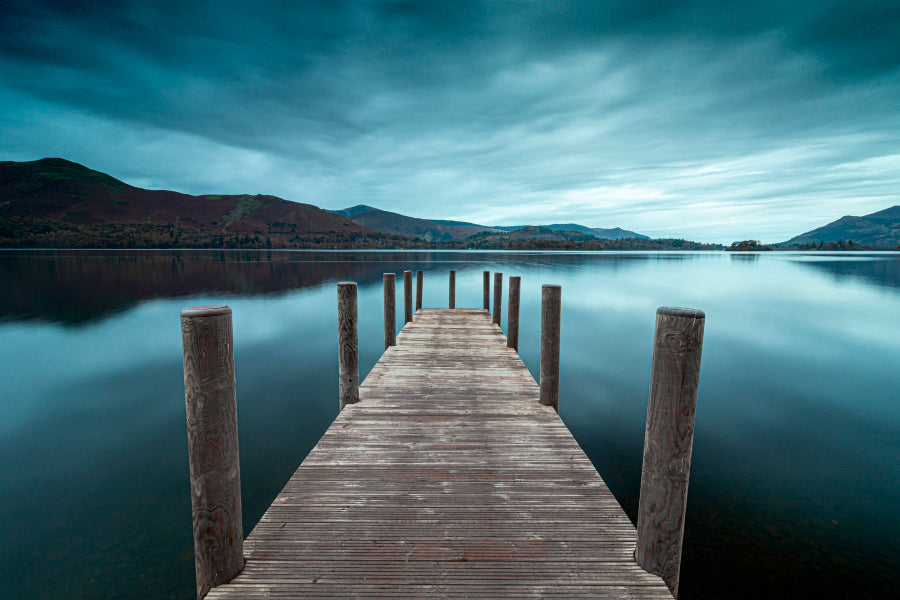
[208,308,671,599]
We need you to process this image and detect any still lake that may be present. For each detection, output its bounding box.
[1,249,898,599]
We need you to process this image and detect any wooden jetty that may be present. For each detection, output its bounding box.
[181,271,704,599]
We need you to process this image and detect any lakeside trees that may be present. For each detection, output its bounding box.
[0,218,724,250]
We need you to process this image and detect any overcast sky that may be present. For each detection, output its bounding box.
[1,1,898,242]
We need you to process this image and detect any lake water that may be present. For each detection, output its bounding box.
[1,249,898,599]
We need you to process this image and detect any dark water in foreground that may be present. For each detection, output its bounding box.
[1,249,898,599]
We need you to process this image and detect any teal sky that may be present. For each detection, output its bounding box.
[1,1,898,243]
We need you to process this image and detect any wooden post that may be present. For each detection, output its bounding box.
[404,270,413,324]
[383,273,396,349]
[483,270,490,311]
[416,270,423,312]
[507,275,521,351]
[635,307,705,598]
[181,305,244,600]
[337,282,359,411]
[492,272,503,325]
[449,270,456,309]
[539,284,561,411]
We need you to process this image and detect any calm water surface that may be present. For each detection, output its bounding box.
[1,250,898,599]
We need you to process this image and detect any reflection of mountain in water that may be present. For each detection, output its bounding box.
[1,250,699,325]
[790,255,900,291]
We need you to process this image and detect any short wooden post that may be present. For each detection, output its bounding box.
[635,307,705,598]
[337,282,359,411]
[539,284,561,411]
[507,276,521,351]
[404,270,413,324]
[383,273,396,349]
[181,305,244,600]
[492,272,503,325]
[483,270,490,310]
[416,270,423,312]
[449,270,456,309]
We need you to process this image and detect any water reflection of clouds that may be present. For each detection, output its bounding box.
[784,253,900,292]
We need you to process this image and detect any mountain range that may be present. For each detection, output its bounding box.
[328,205,648,242]
[1,157,897,249]
[0,158,654,247]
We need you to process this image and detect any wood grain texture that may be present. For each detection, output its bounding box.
[207,308,671,599]
[337,283,359,410]
[507,275,521,351]
[483,270,491,310]
[540,285,561,411]
[635,307,704,598]
[493,272,503,325]
[383,273,396,349]
[449,270,456,309]
[404,270,413,324]
[416,270,423,311]
[181,305,244,599]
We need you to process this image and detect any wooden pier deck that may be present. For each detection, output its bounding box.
[207,308,672,599]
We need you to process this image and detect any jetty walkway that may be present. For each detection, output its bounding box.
[181,271,705,599]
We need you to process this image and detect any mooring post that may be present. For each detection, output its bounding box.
[507,275,521,351]
[540,284,561,411]
[383,273,396,349]
[449,270,456,309]
[635,307,705,598]
[181,305,244,600]
[416,270,423,312]
[337,282,359,411]
[483,270,490,310]
[404,270,413,324]
[493,272,503,325]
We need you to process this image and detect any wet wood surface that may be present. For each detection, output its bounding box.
[208,309,670,599]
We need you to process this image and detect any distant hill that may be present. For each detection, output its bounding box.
[329,205,500,241]
[0,158,382,248]
[780,206,900,247]
[493,223,648,240]
[591,226,650,240]
[468,226,596,242]
[329,207,650,242]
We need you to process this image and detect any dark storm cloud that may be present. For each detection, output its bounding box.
[1,0,898,241]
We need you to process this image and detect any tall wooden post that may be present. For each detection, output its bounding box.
[181,305,244,600]
[404,270,413,324]
[383,273,396,349]
[449,270,456,309]
[337,282,359,411]
[635,307,705,598]
[507,276,521,351]
[416,270,423,312]
[483,270,490,310]
[540,285,561,411]
[492,272,503,325]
